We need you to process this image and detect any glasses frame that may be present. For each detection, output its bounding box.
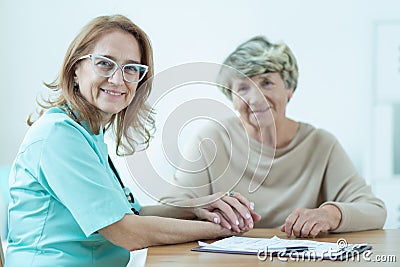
[78,54,149,83]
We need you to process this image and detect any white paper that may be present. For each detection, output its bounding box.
[197,236,368,258]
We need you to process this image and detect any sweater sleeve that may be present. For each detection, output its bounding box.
[159,134,214,204]
[319,140,386,232]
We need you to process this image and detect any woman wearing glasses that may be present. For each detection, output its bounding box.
[5,15,260,267]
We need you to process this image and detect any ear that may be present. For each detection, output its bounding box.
[72,68,80,89]
[74,69,78,81]
[232,96,245,112]
[287,87,294,102]
[74,62,82,82]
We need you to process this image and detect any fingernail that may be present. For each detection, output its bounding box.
[249,223,253,228]
[235,220,239,225]
[250,202,255,210]
[245,213,251,219]
[213,217,218,224]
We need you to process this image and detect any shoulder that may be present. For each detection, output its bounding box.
[299,122,338,144]
[194,116,242,141]
[23,108,91,148]
[31,108,77,135]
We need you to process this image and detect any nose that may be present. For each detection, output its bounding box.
[247,86,266,106]
[108,67,125,86]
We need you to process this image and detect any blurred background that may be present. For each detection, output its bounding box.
[0,0,399,230]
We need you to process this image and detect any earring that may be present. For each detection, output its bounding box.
[73,81,79,90]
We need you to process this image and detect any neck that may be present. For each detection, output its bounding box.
[245,118,299,149]
[101,119,109,128]
[101,112,112,128]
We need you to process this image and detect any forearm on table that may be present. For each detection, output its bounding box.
[322,201,386,232]
[142,194,223,219]
[99,214,231,251]
[140,204,196,219]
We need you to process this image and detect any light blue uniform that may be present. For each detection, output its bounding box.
[5,107,141,267]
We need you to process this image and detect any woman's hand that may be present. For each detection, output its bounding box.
[280,204,342,237]
[193,191,261,233]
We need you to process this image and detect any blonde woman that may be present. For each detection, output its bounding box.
[5,15,259,267]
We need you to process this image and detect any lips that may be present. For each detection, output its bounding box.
[100,89,126,96]
[251,107,270,114]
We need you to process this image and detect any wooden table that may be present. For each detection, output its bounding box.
[145,229,399,266]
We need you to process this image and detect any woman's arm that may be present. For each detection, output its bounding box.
[141,192,261,232]
[318,141,386,232]
[280,139,386,237]
[99,214,234,251]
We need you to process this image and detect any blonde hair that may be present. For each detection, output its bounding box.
[218,35,299,99]
[29,14,155,155]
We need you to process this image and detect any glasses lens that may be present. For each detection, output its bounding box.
[123,64,147,82]
[92,55,117,77]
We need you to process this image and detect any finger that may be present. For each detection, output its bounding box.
[214,210,232,230]
[216,192,261,223]
[292,215,307,237]
[218,210,241,233]
[232,196,255,229]
[290,208,310,237]
[230,192,252,210]
[196,208,222,225]
[220,216,233,230]
[211,200,240,227]
[248,202,262,222]
[310,221,330,237]
[280,224,285,232]
[298,209,331,237]
[231,194,259,224]
[234,209,245,228]
[309,223,324,237]
[250,209,262,222]
[284,211,300,237]
[300,221,316,237]
[222,196,252,225]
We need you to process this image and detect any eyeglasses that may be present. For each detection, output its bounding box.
[78,54,148,83]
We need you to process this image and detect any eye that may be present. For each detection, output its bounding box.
[237,86,248,92]
[95,59,113,70]
[124,64,140,74]
[263,80,272,87]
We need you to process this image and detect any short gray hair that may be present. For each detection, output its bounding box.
[218,36,299,99]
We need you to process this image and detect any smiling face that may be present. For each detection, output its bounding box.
[74,30,142,125]
[231,72,294,130]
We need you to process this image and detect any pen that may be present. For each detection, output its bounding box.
[268,246,310,252]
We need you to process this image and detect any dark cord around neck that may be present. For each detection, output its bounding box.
[64,104,139,215]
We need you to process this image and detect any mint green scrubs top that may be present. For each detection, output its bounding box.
[5,107,141,267]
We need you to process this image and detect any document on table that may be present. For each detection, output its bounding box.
[192,236,372,261]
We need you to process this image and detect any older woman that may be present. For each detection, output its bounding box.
[5,15,259,267]
[161,36,386,238]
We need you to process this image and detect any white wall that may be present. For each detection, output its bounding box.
[1,0,399,217]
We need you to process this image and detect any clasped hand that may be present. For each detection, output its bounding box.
[192,192,261,233]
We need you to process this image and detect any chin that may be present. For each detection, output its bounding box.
[249,118,274,129]
[103,104,125,113]
[100,109,120,120]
